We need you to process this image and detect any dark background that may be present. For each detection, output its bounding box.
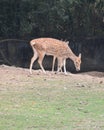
[0,0,104,72]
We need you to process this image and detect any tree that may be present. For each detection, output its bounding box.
[0,0,103,40]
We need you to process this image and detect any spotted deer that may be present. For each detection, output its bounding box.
[29,38,81,74]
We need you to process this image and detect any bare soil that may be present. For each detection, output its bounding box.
[0,64,104,88]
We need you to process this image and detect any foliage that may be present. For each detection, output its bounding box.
[0,0,103,40]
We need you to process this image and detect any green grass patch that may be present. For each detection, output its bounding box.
[0,75,104,130]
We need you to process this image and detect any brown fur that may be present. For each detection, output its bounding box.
[29,38,81,74]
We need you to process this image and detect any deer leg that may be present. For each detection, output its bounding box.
[57,58,63,73]
[30,51,38,74]
[38,53,46,73]
[63,59,67,75]
[52,56,56,72]
[57,65,61,72]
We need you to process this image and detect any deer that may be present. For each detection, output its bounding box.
[29,38,81,75]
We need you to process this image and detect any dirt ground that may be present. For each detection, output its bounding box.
[0,64,104,130]
[0,64,104,88]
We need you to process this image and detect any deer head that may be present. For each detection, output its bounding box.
[74,53,81,71]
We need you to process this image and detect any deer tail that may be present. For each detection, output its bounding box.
[30,40,36,46]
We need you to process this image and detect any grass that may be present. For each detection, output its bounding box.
[0,71,104,130]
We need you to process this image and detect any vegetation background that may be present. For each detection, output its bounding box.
[0,0,103,40]
[0,0,104,72]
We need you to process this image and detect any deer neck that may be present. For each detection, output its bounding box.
[68,50,77,62]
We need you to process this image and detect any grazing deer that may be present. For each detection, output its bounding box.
[29,38,81,74]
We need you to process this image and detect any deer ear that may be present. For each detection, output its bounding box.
[66,41,69,44]
[79,53,81,58]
